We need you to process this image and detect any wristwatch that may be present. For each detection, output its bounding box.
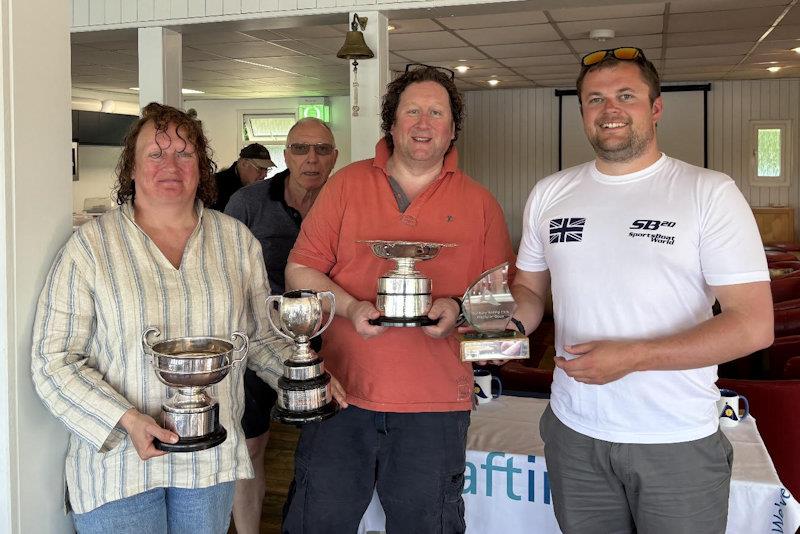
[508,317,526,335]
[451,296,467,326]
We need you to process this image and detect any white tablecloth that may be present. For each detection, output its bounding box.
[359,396,800,534]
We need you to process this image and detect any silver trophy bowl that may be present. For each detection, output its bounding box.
[360,240,456,327]
[265,289,339,424]
[142,326,248,452]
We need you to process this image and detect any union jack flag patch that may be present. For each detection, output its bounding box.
[549,218,585,243]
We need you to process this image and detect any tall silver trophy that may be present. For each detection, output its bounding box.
[456,263,529,362]
[142,327,249,452]
[361,240,456,327]
[265,289,339,424]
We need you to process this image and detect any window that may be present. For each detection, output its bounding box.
[240,112,296,177]
[750,120,792,187]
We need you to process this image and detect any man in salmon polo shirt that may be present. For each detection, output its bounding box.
[511,47,774,533]
[282,64,515,533]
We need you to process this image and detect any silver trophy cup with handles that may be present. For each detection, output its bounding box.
[142,326,249,452]
[360,240,456,327]
[265,289,339,424]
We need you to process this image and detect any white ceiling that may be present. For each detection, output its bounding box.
[70,0,800,100]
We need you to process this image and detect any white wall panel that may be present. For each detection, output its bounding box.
[206,0,224,16]
[459,88,560,247]
[104,0,121,24]
[154,0,171,20]
[122,0,137,22]
[137,0,154,21]
[223,0,242,15]
[73,0,89,26]
[89,0,105,25]
[188,0,205,17]
[708,79,800,233]
[242,0,261,13]
[171,0,189,19]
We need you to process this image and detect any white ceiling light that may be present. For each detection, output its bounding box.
[767,66,782,73]
[487,79,500,87]
[793,46,800,54]
[128,87,204,95]
[454,65,470,74]
[387,24,396,31]
[589,29,615,42]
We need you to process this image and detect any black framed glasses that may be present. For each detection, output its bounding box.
[404,63,455,80]
[287,143,335,156]
[581,47,645,67]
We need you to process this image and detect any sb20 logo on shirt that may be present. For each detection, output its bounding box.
[629,220,676,231]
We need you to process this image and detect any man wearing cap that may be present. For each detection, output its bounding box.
[510,47,773,533]
[211,143,275,211]
[223,117,339,534]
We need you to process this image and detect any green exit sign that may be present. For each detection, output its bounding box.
[298,103,330,122]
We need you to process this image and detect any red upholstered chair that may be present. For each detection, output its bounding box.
[767,261,800,270]
[784,357,800,379]
[770,275,800,303]
[765,336,800,378]
[772,242,800,252]
[773,308,800,338]
[499,363,553,394]
[767,251,798,263]
[716,378,800,497]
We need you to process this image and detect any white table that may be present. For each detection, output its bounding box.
[359,396,800,534]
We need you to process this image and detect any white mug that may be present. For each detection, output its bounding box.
[474,369,502,405]
[717,388,750,427]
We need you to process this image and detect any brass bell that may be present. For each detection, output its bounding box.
[337,14,374,60]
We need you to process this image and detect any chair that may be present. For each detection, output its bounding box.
[770,275,800,303]
[784,357,800,379]
[771,242,800,252]
[766,251,797,263]
[499,363,553,394]
[717,378,800,497]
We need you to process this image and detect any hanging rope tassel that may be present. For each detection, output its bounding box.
[352,60,360,117]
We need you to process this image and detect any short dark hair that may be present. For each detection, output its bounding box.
[114,102,217,206]
[380,66,464,151]
[576,54,661,106]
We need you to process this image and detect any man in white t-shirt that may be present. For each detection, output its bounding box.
[510,47,774,533]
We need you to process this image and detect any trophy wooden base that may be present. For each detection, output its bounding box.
[456,330,530,362]
[369,315,438,327]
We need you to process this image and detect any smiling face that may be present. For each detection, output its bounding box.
[389,81,455,168]
[284,120,338,192]
[132,121,200,209]
[580,62,662,166]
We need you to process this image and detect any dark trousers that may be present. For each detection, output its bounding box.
[282,406,470,534]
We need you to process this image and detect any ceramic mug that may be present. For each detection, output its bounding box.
[474,369,502,405]
[717,388,750,427]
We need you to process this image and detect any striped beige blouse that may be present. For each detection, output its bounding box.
[31,201,291,514]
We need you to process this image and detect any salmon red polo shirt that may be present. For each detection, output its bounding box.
[288,139,515,412]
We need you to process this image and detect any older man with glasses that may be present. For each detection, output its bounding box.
[510,47,773,533]
[224,117,339,534]
[210,142,276,211]
[281,64,515,534]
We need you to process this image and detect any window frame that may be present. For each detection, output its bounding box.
[237,109,297,178]
[749,119,792,187]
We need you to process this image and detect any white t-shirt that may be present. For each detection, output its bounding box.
[517,154,769,444]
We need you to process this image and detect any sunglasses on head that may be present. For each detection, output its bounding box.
[287,143,335,156]
[581,47,645,67]
[404,63,455,81]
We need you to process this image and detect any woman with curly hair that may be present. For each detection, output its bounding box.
[30,103,342,533]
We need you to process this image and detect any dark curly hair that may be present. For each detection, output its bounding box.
[114,102,217,205]
[380,66,465,151]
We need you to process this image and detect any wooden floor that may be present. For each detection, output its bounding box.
[229,422,301,534]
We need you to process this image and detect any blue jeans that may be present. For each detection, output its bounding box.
[72,482,235,534]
